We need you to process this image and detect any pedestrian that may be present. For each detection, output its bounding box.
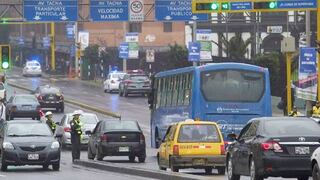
[70,110,83,162]
[312,101,320,117]
[45,111,56,133]
[0,98,6,129]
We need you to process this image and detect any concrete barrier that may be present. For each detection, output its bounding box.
[73,160,210,180]
[8,82,121,118]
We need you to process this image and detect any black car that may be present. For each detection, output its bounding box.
[118,73,151,97]
[86,120,146,163]
[0,120,61,171]
[33,85,64,112]
[6,94,41,120]
[226,117,320,180]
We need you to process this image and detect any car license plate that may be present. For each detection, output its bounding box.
[48,96,54,100]
[193,158,205,166]
[22,106,32,110]
[28,154,39,160]
[295,146,310,155]
[119,147,129,152]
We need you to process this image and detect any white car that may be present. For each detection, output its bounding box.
[103,72,126,93]
[312,147,320,179]
[22,61,42,77]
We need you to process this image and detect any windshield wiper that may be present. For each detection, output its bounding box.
[18,134,49,137]
[8,134,22,137]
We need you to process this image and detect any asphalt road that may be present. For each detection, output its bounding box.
[5,69,307,180]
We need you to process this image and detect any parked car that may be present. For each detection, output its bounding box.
[33,85,64,112]
[0,120,61,171]
[22,61,42,77]
[103,72,126,93]
[312,147,320,180]
[56,112,99,147]
[226,117,320,180]
[118,73,151,97]
[86,120,146,162]
[6,94,41,120]
[157,119,226,173]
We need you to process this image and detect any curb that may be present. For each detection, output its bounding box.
[7,82,121,119]
[74,160,210,180]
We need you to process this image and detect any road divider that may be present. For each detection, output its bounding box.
[73,160,210,180]
[8,82,121,118]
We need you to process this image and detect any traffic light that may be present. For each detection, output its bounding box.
[254,1,277,10]
[194,2,219,13]
[0,45,10,70]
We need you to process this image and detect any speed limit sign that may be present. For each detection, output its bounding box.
[129,0,144,22]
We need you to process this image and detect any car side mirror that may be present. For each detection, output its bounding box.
[227,133,238,141]
[85,130,92,135]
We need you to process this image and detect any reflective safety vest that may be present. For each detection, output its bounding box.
[289,111,299,117]
[313,106,320,116]
[71,118,83,136]
[46,119,56,133]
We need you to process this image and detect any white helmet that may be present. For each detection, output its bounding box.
[73,110,83,116]
[45,111,53,117]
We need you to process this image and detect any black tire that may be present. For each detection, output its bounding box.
[297,176,309,180]
[170,158,179,172]
[52,162,60,171]
[217,166,226,175]
[96,147,104,161]
[138,156,146,163]
[42,164,49,170]
[157,154,166,171]
[227,157,240,180]
[119,89,123,97]
[313,163,320,180]
[129,155,135,162]
[250,159,263,180]
[1,152,7,172]
[205,167,212,174]
[104,89,107,93]
[87,146,95,160]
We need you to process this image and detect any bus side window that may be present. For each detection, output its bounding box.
[166,77,173,107]
[177,74,184,106]
[184,73,192,106]
[172,76,178,106]
[160,78,167,107]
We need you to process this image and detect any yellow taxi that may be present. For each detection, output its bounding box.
[157,119,226,174]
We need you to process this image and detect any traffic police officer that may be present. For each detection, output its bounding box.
[45,111,56,133]
[70,110,83,162]
[289,106,300,117]
[313,101,320,117]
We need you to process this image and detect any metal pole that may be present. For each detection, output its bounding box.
[256,12,261,54]
[317,7,320,101]
[19,24,23,66]
[286,53,293,114]
[192,21,197,66]
[123,22,127,72]
[306,11,311,47]
[45,23,48,69]
[75,22,79,78]
[50,22,55,71]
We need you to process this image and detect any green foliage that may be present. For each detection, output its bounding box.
[162,43,191,70]
[221,32,252,59]
[83,44,100,65]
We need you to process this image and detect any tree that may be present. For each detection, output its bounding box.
[221,33,252,59]
[157,43,191,70]
[83,44,100,79]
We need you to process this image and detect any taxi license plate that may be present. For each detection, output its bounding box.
[28,154,39,160]
[193,158,205,166]
[295,147,310,155]
[119,147,129,152]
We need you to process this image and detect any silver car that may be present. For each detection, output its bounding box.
[56,113,99,147]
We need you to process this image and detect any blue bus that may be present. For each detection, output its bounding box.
[149,63,272,148]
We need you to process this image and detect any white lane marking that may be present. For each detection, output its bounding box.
[0,174,6,177]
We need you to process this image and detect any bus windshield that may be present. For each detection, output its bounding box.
[201,69,265,102]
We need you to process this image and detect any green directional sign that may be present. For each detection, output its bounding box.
[221,2,230,10]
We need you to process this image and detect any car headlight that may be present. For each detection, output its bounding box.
[51,141,60,149]
[3,142,14,150]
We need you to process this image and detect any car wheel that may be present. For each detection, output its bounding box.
[205,167,212,174]
[42,164,49,170]
[104,89,107,93]
[96,147,103,161]
[138,156,146,163]
[1,152,7,172]
[313,163,320,180]
[217,166,226,175]
[119,89,123,96]
[227,157,240,180]
[87,146,95,160]
[157,154,166,171]
[250,159,263,180]
[297,176,309,180]
[52,162,60,171]
[170,157,179,172]
[129,155,135,162]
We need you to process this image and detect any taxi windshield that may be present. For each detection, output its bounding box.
[178,124,221,143]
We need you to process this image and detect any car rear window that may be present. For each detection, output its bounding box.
[14,96,38,103]
[7,123,52,136]
[40,87,61,94]
[263,120,320,137]
[178,124,221,143]
[27,62,40,67]
[68,114,98,124]
[103,121,140,131]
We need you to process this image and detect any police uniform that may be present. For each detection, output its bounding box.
[70,111,83,162]
[288,111,298,117]
[46,118,56,133]
[313,106,320,117]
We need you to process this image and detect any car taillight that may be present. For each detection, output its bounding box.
[140,134,145,144]
[37,95,43,101]
[11,106,17,112]
[111,80,115,84]
[64,127,71,132]
[100,134,108,142]
[173,145,179,156]
[220,144,226,155]
[261,141,283,152]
